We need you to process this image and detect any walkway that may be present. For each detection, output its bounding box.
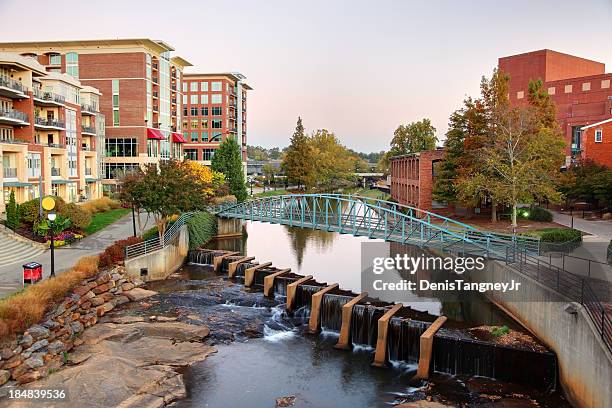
[0,212,153,299]
[0,229,45,268]
[551,210,612,240]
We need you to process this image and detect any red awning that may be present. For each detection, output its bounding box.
[147,128,165,140]
[172,132,187,143]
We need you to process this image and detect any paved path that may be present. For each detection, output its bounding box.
[551,210,612,240]
[0,212,154,298]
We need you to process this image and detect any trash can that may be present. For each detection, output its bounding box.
[23,262,43,286]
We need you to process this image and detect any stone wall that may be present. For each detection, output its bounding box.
[0,267,146,386]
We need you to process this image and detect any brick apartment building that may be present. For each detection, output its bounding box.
[389,149,444,211]
[181,73,250,169]
[499,49,612,167]
[0,52,104,211]
[0,39,193,193]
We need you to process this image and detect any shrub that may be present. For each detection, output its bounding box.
[79,197,121,214]
[491,325,510,337]
[142,226,159,241]
[98,236,143,268]
[5,190,19,230]
[527,207,553,222]
[59,202,92,230]
[539,228,582,243]
[187,211,218,250]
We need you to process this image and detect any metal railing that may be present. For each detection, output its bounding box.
[35,117,65,128]
[545,252,612,279]
[51,168,61,176]
[2,167,17,178]
[0,109,29,123]
[0,77,26,93]
[80,103,97,113]
[85,168,92,176]
[82,125,96,134]
[124,212,194,259]
[47,143,66,148]
[33,89,65,104]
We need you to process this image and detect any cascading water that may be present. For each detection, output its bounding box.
[188,250,215,265]
[295,284,323,310]
[350,304,385,348]
[273,276,293,297]
[386,318,430,364]
[320,293,352,332]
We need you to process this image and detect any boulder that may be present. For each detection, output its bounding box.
[23,353,45,369]
[0,369,9,386]
[96,302,115,317]
[26,325,51,340]
[47,341,65,355]
[124,288,157,302]
[121,282,135,291]
[93,283,110,294]
[90,297,105,307]
[16,370,43,384]
[25,339,48,354]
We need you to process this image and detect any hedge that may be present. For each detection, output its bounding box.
[527,207,553,222]
[187,211,217,250]
[539,228,582,243]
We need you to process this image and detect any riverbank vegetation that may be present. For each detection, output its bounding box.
[211,138,248,202]
[187,212,218,250]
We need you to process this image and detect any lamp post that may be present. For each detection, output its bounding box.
[47,212,56,278]
[131,206,137,237]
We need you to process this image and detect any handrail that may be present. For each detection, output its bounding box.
[124,212,194,259]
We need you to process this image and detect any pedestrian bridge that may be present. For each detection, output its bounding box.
[212,194,539,260]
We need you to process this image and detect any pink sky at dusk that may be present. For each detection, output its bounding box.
[1,0,610,153]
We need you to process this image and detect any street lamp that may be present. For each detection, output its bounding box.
[47,212,56,278]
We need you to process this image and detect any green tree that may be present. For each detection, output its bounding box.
[262,163,277,188]
[5,190,19,230]
[389,118,437,156]
[282,117,315,189]
[309,129,355,189]
[211,137,247,202]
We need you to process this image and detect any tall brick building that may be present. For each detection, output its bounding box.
[389,149,444,211]
[181,73,250,169]
[499,49,612,167]
[0,39,193,192]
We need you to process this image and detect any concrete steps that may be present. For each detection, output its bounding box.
[0,230,45,268]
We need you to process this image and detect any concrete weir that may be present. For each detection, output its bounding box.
[188,248,561,392]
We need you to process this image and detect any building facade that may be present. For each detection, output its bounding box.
[0,52,104,211]
[0,39,193,192]
[581,119,612,167]
[389,149,444,211]
[181,73,250,169]
[499,49,612,167]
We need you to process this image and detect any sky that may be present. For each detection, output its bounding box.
[0,0,610,153]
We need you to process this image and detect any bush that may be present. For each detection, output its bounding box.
[187,211,218,250]
[527,207,553,222]
[98,236,143,268]
[79,197,121,214]
[19,197,66,224]
[5,190,19,230]
[539,228,582,243]
[59,202,92,230]
[491,325,510,337]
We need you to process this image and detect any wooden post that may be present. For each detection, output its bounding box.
[286,275,313,312]
[335,292,368,350]
[244,262,273,287]
[308,284,339,333]
[372,304,402,367]
[414,316,447,379]
[213,251,239,272]
[263,269,291,297]
[227,256,255,278]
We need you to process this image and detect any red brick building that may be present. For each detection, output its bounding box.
[181,73,250,169]
[581,118,612,167]
[389,149,444,211]
[499,49,612,167]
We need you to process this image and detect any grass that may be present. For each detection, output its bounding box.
[0,256,99,342]
[253,188,294,198]
[344,187,391,201]
[83,208,130,235]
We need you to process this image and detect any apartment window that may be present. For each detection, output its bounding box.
[602,79,611,89]
[190,82,198,92]
[201,131,208,142]
[27,153,41,178]
[147,139,159,157]
[201,119,208,129]
[516,91,524,99]
[182,82,187,92]
[201,107,209,116]
[0,127,13,142]
[191,131,199,142]
[66,52,79,78]
[200,94,208,104]
[547,87,555,95]
[190,107,198,116]
[183,131,189,140]
[112,79,119,126]
[184,149,198,160]
[595,129,603,143]
[182,94,187,104]
[200,82,208,91]
[212,106,222,116]
[49,54,61,65]
[564,84,572,93]
[190,95,198,104]
[104,163,139,179]
[212,119,222,129]
[211,94,222,104]
[202,148,215,161]
[183,107,188,116]
[191,119,198,129]
[211,81,222,92]
[182,120,188,129]
[582,82,591,91]
[105,138,137,157]
[211,132,222,142]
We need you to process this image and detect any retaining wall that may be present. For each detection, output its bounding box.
[474,260,612,408]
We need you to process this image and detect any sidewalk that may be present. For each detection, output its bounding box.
[0,212,153,299]
[551,210,612,240]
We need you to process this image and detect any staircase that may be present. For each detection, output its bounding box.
[0,229,45,268]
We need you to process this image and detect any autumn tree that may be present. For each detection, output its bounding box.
[379,118,438,173]
[309,129,355,189]
[282,117,315,189]
[211,137,247,202]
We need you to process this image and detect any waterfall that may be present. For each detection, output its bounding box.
[386,318,430,364]
[295,284,323,310]
[221,256,244,273]
[234,262,256,279]
[273,276,292,297]
[188,250,215,265]
[320,294,351,332]
[350,304,385,348]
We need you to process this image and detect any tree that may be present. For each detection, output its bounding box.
[211,137,247,202]
[309,129,355,189]
[389,118,437,157]
[262,163,277,188]
[558,160,612,207]
[5,190,19,230]
[282,117,315,189]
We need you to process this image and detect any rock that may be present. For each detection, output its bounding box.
[108,316,145,324]
[18,334,33,348]
[70,321,85,334]
[79,301,91,310]
[276,395,296,407]
[90,297,105,307]
[25,339,48,354]
[82,290,96,300]
[96,302,115,316]
[1,348,14,360]
[100,292,115,302]
[132,278,145,287]
[2,355,22,370]
[47,341,65,355]
[16,370,42,384]
[121,282,135,291]
[73,338,84,347]
[111,273,122,281]
[114,296,130,306]
[93,283,110,294]
[26,325,51,340]
[95,273,112,285]
[73,284,91,296]
[24,353,45,369]
[156,316,178,322]
[42,320,60,330]
[0,370,9,385]
[124,288,157,302]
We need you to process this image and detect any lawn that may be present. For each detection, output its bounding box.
[83,208,131,235]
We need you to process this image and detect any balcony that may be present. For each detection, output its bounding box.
[82,125,96,135]
[153,91,158,99]
[152,76,158,84]
[51,168,61,177]
[0,109,29,126]
[81,103,97,114]
[85,168,92,176]
[152,63,158,70]
[47,142,66,149]
[171,98,176,104]
[0,76,28,98]
[3,167,17,178]
[34,117,65,130]
[81,144,95,152]
[33,88,65,106]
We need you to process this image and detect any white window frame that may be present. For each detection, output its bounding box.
[595,129,602,143]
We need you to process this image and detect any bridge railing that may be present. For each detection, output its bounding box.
[124,212,194,259]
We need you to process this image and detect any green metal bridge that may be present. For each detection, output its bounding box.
[212,194,540,260]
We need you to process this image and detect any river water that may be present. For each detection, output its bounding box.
[146,221,570,408]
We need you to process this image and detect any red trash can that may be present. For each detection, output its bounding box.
[23,262,43,286]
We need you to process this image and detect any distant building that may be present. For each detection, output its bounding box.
[499,49,612,168]
[389,149,444,211]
